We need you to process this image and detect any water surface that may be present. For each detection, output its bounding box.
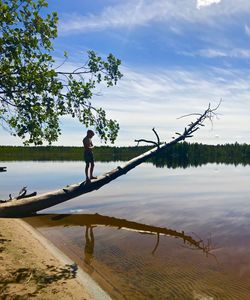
[1,161,250,299]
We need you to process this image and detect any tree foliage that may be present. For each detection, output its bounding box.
[0,0,123,145]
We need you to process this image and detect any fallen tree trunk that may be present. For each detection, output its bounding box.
[0,104,219,217]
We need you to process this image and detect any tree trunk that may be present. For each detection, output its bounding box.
[0,142,173,217]
[0,105,218,217]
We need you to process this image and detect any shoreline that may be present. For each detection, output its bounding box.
[0,217,111,300]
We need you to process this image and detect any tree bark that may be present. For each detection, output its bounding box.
[0,104,218,217]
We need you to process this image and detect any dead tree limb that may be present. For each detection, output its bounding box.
[135,128,161,149]
[0,103,220,217]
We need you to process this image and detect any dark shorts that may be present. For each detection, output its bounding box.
[84,151,94,163]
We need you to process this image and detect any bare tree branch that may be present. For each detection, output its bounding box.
[56,71,91,75]
[135,128,161,148]
[54,56,68,71]
[152,128,160,147]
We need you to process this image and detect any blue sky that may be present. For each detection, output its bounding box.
[1,0,250,146]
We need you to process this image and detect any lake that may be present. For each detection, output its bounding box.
[1,160,250,299]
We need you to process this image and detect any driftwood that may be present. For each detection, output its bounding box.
[16,192,37,200]
[26,213,215,257]
[2,187,37,203]
[0,104,220,217]
[0,192,37,204]
[15,186,37,200]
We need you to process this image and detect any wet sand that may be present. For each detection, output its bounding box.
[0,218,110,300]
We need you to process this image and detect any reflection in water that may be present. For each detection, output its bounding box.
[6,162,250,299]
[26,213,214,260]
[25,213,221,299]
[84,226,95,265]
[24,207,250,299]
[151,233,160,255]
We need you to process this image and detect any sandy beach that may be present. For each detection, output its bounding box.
[0,218,110,300]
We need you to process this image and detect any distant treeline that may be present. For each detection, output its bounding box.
[151,142,250,168]
[0,143,250,168]
[0,145,150,161]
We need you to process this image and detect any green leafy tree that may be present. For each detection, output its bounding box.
[0,0,122,145]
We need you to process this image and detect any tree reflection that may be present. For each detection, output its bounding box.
[26,213,216,265]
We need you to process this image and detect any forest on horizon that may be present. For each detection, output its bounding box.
[0,142,249,168]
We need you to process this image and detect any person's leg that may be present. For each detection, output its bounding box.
[85,162,90,180]
[90,161,96,179]
[90,161,95,179]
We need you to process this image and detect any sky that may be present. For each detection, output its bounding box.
[1,0,250,146]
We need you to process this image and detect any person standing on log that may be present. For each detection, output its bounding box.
[83,130,97,182]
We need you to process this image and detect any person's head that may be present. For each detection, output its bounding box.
[87,129,95,138]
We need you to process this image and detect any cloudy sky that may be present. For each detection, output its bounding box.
[1,0,250,146]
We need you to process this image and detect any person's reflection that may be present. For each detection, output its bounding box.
[84,225,95,266]
[46,213,215,261]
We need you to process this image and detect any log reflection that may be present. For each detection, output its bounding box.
[26,213,214,263]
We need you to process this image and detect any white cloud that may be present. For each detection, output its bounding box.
[1,63,250,146]
[59,1,172,34]
[76,65,250,146]
[197,49,227,58]
[181,48,250,58]
[231,49,250,58]
[245,24,250,36]
[196,0,221,9]
[59,0,250,35]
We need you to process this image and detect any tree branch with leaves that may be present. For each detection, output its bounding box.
[0,0,123,145]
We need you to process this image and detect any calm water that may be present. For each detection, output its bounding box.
[1,161,250,299]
